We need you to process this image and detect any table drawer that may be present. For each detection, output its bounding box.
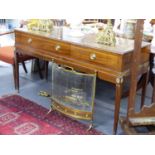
[15,32,70,55]
[70,45,121,71]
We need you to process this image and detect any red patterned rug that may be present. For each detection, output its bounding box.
[0,95,102,135]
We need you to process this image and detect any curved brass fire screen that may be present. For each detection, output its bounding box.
[51,63,96,127]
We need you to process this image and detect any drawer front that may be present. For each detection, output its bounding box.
[15,32,70,55]
[70,45,122,71]
[15,31,122,72]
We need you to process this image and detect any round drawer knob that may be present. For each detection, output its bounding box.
[90,53,96,60]
[55,45,61,51]
[27,38,32,44]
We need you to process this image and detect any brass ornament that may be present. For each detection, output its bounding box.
[27,19,54,33]
[96,19,116,46]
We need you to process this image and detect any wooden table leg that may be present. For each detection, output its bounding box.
[113,77,123,134]
[150,53,154,87]
[141,71,149,108]
[151,53,155,103]
[152,77,155,103]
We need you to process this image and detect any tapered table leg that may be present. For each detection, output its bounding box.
[151,53,155,103]
[152,77,155,103]
[113,77,123,135]
[141,71,149,108]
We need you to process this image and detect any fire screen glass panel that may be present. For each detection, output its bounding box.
[51,63,96,112]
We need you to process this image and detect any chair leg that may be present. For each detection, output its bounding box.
[14,50,20,92]
[21,61,28,73]
[36,58,43,79]
[45,61,49,80]
[13,63,19,92]
[12,64,16,89]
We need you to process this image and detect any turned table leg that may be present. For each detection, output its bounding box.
[113,77,123,135]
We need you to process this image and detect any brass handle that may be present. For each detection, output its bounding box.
[55,45,61,51]
[90,53,96,60]
[27,38,32,44]
[62,65,74,71]
[58,64,74,71]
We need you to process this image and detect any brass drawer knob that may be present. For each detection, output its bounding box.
[90,53,96,60]
[55,45,61,51]
[27,38,32,44]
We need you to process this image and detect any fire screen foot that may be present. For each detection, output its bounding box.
[87,122,93,131]
[43,106,54,119]
[46,106,53,115]
[38,91,51,97]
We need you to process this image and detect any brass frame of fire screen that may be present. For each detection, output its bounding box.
[50,62,97,129]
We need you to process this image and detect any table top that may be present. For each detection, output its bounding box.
[15,27,150,55]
